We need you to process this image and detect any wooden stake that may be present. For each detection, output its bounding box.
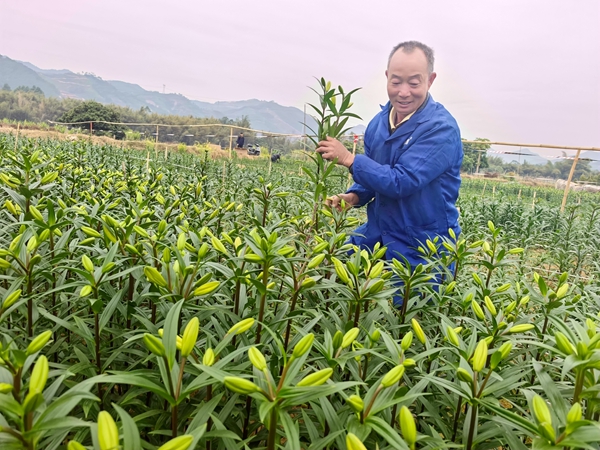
[518,189,521,200]
[532,191,536,209]
[14,123,20,152]
[146,151,150,172]
[481,181,487,198]
[222,160,226,185]
[229,128,233,159]
[560,149,581,212]
[492,185,496,198]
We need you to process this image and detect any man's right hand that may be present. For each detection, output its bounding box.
[325,192,359,212]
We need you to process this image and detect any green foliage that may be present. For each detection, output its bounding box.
[0,133,599,449]
[57,100,126,136]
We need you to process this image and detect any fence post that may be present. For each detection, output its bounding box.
[229,128,233,159]
[560,149,581,212]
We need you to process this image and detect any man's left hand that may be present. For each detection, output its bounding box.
[316,137,355,168]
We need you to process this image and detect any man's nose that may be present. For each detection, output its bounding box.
[397,85,410,97]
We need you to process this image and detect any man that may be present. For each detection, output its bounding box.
[316,41,462,274]
[236,132,245,149]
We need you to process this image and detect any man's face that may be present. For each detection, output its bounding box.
[386,48,436,120]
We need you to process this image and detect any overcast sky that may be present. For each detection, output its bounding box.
[2,0,599,156]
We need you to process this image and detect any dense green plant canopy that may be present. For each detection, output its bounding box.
[0,130,600,450]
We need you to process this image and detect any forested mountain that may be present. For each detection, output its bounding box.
[0,55,312,134]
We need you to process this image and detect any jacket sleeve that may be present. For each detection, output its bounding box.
[352,122,461,199]
[346,127,375,207]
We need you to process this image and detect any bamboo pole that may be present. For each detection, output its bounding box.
[462,140,600,152]
[532,191,536,209]
[14,123,20,152]
[560,149,581,212]
[229,128,233,159]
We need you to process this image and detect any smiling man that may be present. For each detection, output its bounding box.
[316,41,463,290]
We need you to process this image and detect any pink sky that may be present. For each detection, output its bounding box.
[2,0,599,156]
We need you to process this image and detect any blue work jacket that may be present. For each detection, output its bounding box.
[347,96,463,265]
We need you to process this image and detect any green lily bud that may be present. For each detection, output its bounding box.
[381,365,405,388]
[411,319,426,344]
[203,348,215,366]
[368,279,385,295]
[556,283,569,299]
[98,411,119,450]
[576,341,589,358]
[26,330,52,355]
[297,368,333,387]
[181,317,199,357]
[193,281,220,296]
[301,277,316,289]
[399,406,417,448]
[496,283,511,293]
[471,300,485,320]
[456,368,473,383]
[79,285,93,298]
[532,394,552,425]
[29,205,44,221]
[472,339,488,372]
[248,346,267,371]
[567,402,582,424]
[67,441,86,450]
[0,383,13,394]
[223,376,261,395]
[332,330,344,350]
[134,225,149,238]
[292,333,314,358]
[143,333,166,357]
[508,324,535,334]
[369,261,385,279]
[144,266,168,288]
[504,301,517,314]
[29,355,49,395]
[157,329,182,350]
[490,341,513,370]
[341,327,359,349]
[347,394,364,413]
[401,331,413,351]
[403,358,416,368]
[0,258,12,269]
[346,433,367,450]
[157,435,194,450]
[447,326,460,347]
[211,236,228,255]
[484,296,497,316]
[519,295,530,306]
[3,289,22,308]
[227,318,255,335]
[312,241,329,253]
[81,226,101,238]
[26,236,38,253]
[331,257,350,284]
[82,255,94,273]
[370,328,381,342]
[307,253,326,269]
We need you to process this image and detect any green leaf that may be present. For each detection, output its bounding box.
[164,299,185,370]
[112,403,141,450]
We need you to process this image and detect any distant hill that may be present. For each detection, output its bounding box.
[580,151,600,171]
[487,147,549,165]
[0,55,318,135]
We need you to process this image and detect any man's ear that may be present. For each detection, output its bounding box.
[385,69,388,79]
[428,72,437,88]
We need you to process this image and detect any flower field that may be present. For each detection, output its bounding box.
[1,132,600,450]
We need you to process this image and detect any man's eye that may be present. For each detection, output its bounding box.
[409,83,419,87]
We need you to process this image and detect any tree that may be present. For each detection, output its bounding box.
[58,100,125,137]
[1,83,10,91]
[462,138,490,173]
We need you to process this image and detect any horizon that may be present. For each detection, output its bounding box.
[2,0,599,158]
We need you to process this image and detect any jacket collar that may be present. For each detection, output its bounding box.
[380,94,436,140]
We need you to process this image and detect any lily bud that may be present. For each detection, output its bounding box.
[3,289,22,309]
[181,317,199,357]
[471,300,485,320]
[223,376,261,395]
[29,205,44,221]
[98,411,119,450]
[82,255,94,273]
[340,328,359,349]
[508,324,535,334]
[399,406,417,448]
[67,441,86,450]
[554,332,574,355]
[532,395,552,425]
[446,326,460,347]
[144,266,168,288]
[211,236,228,255]
[81,226,101,238]
[248,346,267,371]
[370,328,381,342]
[332,330,343,350]
[346,433,367,450]
[381,365,405,388]
[296,368,333,387]
[227,318,255,335]
[411,319,426,344]
[484,296,497,316]
[566,402,582,424]
[193,281,220,296]
[292,333,314,358]
[157,435,194,450]
[0,383,13,394]
[403,358,416,368]
[456,368,473,383]
[203,348,215,366]
[331,257,350,284]
[347,394,364,412]
[401,331,413,351]
[307,253,326,269]
[143,333,166,357]
[472,340,488,372]
[26,330,52,355]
